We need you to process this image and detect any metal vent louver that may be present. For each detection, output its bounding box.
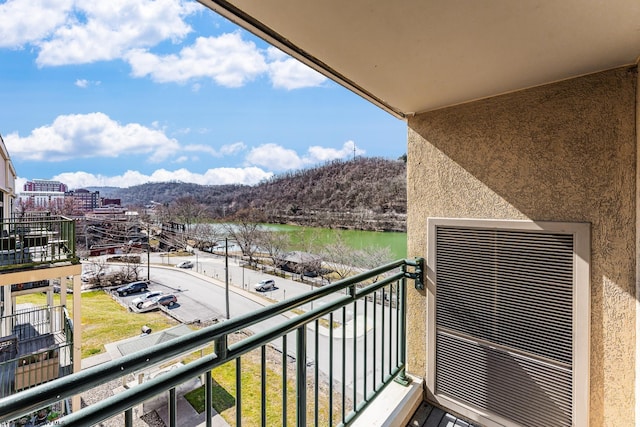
[435,226,575,427]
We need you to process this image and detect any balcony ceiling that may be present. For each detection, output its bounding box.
[198,0,640,118]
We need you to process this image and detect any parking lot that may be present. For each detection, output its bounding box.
[110,268,232,324]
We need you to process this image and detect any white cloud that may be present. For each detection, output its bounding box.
[4,112,180,163]
[266,47,326,90]
[126,33,268,87]
[75,79,101,88]
[35,0,198,66]
[220,142,246,155]
[245,141,365,171]
[174,156,189,164]
[0,0,73,48]
[246,143,305,171]
[2,3,327,91]
[5,113,247,168]
[50,166,272,188]
[306,140,365,163]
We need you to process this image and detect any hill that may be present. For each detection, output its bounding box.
[102,157,407,231]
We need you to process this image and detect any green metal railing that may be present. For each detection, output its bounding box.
[0,216,78,270]
[0,258,423,427]
[0,305,73,399]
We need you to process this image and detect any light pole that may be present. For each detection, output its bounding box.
[195,250,199,272]
[225,238,229,319]
[146,222,150,281]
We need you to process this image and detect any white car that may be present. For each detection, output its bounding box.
[81,271,105,282]
[131,291,164,309]
[176,260,193,269]
[254,279,276,292]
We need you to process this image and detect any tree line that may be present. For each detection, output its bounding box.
[105,156,407,232]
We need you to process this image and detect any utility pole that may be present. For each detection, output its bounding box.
[147,222,150,281]
[225,238,230,319]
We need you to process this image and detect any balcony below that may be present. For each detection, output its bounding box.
[0,305,73,400]
[0,215,79,272]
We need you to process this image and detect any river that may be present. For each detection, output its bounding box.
[262,224,407,260]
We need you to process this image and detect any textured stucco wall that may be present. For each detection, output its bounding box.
[406,66,637,426]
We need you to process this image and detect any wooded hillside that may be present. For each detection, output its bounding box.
[102,157,407,231]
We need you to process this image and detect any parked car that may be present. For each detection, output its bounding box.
[52,284,73,294]
[254,279,276,292]
[116,281,149,296]
[142,294,178,309]
[131,291,164,309]
[81,271,105,282]
[176,260,193,269]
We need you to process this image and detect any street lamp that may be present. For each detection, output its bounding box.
[225,238,229,319]
[146,222,150,281]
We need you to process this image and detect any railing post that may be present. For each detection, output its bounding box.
[213,334,227,360]
[205,371,212,427]
[395,262,411,386]
[296,325,307,427]
[168,387,177,427]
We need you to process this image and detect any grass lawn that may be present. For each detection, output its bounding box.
[16,291,179,358]
[184,345,338,426]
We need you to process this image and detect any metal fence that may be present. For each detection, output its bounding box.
[0,258,423,427]
[0,216,77,270]
[0,305,73,400]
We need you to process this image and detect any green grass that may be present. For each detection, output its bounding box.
[16,291,179,358]
[184,351,337,426]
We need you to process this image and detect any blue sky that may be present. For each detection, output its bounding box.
[0,0,406,191]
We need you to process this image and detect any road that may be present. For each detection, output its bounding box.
[91,250,400,401]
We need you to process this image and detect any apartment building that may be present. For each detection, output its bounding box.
[0,134,82,409]
[64,188,100,213]
[23,180,67,193]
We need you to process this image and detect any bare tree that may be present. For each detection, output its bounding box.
[190,223,226,250]
[85,258,110,287]
[355,245,394,282]
[14,198,36,218]
[47,197,78,216]
[258,230,291,269]
[116,256,143,283]
[224,209,265,266]
[169,196,209,228]
[355,246,394,270]
[321,233,358,280]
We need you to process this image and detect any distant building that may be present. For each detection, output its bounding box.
[18,180,67,211]
[65,189,99,212]
[101,198,121,207]
[85,206,128,220]
[19,190,66,210]
[23,179,67,193]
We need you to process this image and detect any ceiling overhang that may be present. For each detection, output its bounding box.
[198,0,640,119]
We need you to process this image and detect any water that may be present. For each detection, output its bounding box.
[262,224,407,260]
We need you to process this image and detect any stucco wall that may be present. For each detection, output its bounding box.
[406,66,637,426]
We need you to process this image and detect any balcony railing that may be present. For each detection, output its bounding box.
[0,216,78,271]
[0,305,73,399]
[0,258,423,426]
